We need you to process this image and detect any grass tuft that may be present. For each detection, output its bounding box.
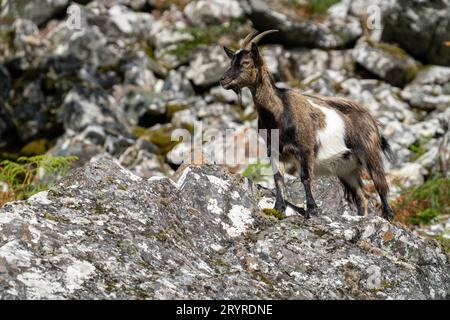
[262,208,285,220]
[0,155,78,207]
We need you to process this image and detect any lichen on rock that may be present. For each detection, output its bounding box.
[0,157,448,299]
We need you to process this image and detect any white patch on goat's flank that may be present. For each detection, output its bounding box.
[66,260,96,292]
[207,198,223,215]
[309,100,356,175]
[310,101,348,161]
[226,205,254,237]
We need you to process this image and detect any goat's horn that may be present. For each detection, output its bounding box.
[248,29,279,48]
[240,30,259,49]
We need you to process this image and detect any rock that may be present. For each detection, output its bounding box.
[120,89,167,127]
[438,132,450,177]
[0,157,448,299]
[353,39,419,87]
[119,138,172,178]
[389,162,426,188]
[49,124,133,166]
[242,0,363,49]
[12,19,48,63]
[402,66,450,111]
[48,129,108,166]
[1,0,69,25]
[162,67,195,98]
[107,4,154,35]
[0,103,14,149]
[184,0,243,27]
[47,22,121,68]
[185,45,229,88]
[122,51,157,89]
[416,145,440,172]
[382,0,450,66]
[291,48,355,82]
[382,120,417,148]
[0,65,11,145]
[59,87,132,138]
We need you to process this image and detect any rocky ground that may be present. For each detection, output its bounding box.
[0,157,448,299]
[0,0,449,299]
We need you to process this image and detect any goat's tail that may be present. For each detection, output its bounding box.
[380,135,394,162]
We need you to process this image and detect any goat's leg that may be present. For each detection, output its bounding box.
[271,156,287,214]
[299,150,317,218]
[339,172,368,217]
[366,154,394,221]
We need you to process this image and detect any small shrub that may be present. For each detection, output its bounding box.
[408,137,431,161]
[0,155,78,206]
[392,175,450,226]
[242,161,271,184]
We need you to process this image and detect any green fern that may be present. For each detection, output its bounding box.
[0,155,78,203]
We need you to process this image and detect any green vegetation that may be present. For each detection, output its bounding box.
[283,0,341,15]
[306,0,341,13]
[408,136,432,161]
[133,124,180,155]
[0,155,78,206]
[242,160,271,184]
[393,175,449,225]
[392,175,450,251]
[262,208,285,220]
[435,234,450,254]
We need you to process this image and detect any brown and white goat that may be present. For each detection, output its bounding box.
[220,30,394,221]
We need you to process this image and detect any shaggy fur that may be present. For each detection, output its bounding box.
[220,31,394,221]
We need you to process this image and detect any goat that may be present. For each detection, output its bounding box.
[220,30,394,221]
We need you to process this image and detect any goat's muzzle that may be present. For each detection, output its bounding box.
[220,76,234,90]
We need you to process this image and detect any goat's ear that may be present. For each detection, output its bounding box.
[251,42,261,66]
[223,46,235,59]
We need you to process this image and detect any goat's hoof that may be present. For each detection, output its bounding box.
[383,211,394,222]
[274,202,286,214]
[307,207,319,217]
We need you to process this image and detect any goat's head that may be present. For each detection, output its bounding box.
[220,30,278,91]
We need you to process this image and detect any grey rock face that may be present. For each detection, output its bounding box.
[186,45,229,88]
[243,0,362,49]
[401,66,450,110]
[0,65,12,148]
[184,0,243,27]
[382,0,450,66]
[0,157,448,299]
[1,0,69,25]
[353,39,419,87]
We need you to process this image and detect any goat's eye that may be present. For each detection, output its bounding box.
[242,60,250,66]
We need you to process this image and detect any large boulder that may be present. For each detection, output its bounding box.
[0,157,448,299]
[184,0,243,27]
[352,39,419,87]
[401,66,450,111]
[382,0,450,66]
[242,0,363,49]
[1,0,69,25]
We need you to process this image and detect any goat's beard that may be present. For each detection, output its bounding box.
[232,87,242,107]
